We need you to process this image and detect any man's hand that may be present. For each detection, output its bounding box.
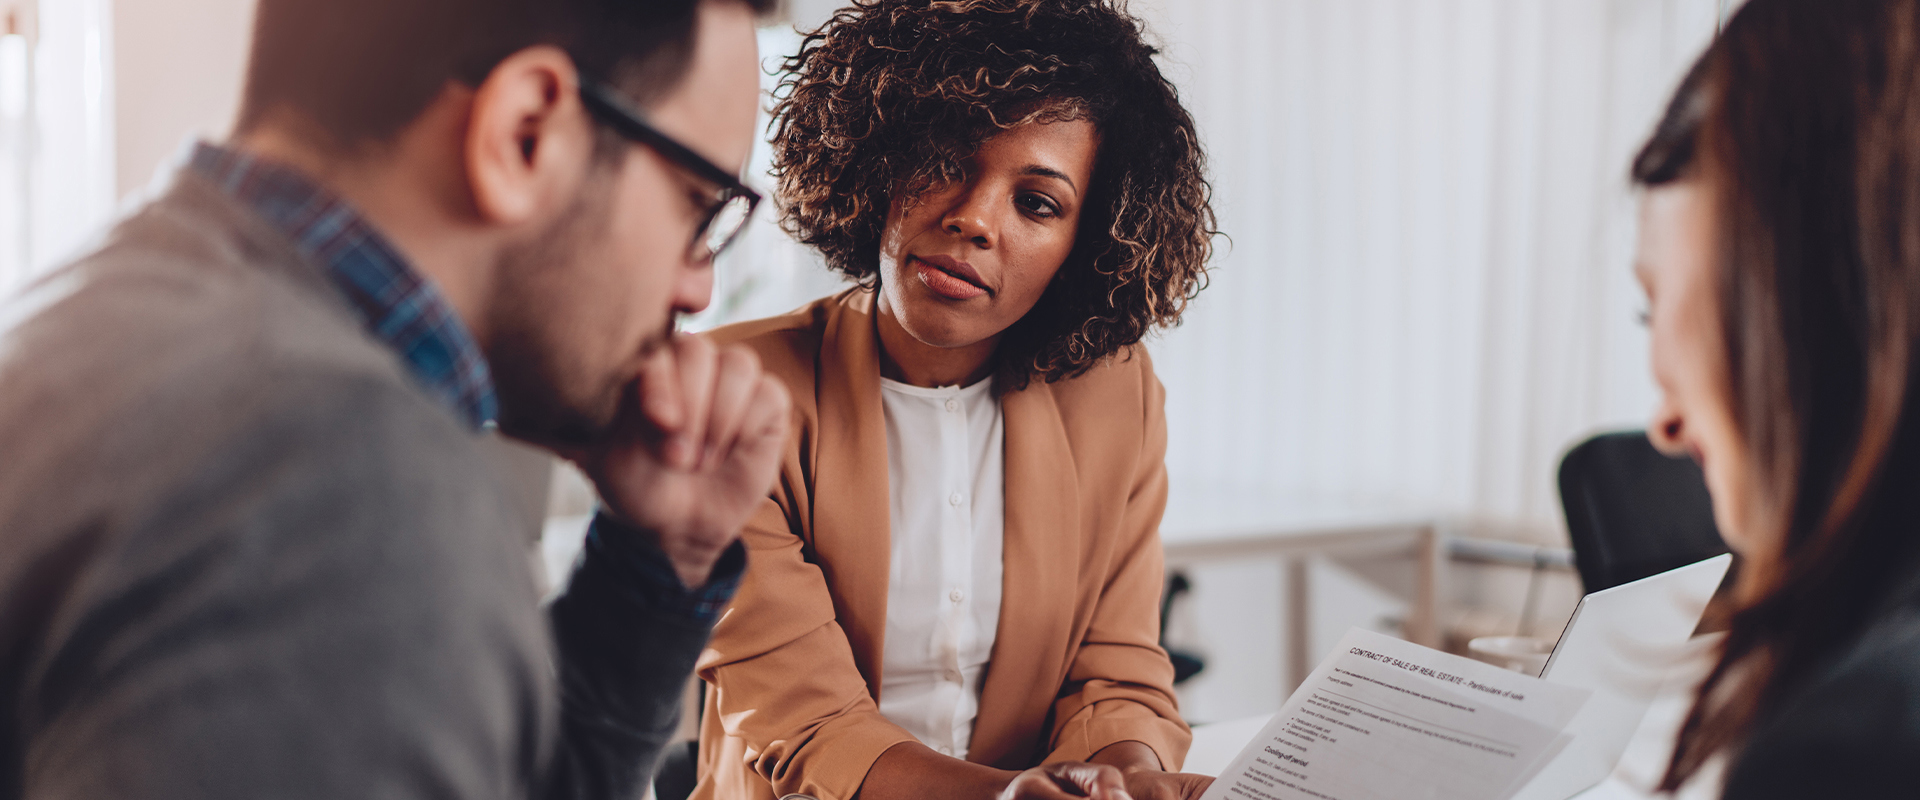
[575,334,790,587]
[1000,763,1131,800]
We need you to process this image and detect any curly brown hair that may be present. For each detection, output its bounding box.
[770,0,1216,387]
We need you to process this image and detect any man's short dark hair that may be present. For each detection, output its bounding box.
[238,0,773,152]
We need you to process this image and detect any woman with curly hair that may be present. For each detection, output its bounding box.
[688,1,1216,799]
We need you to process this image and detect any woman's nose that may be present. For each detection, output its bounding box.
[1647,396,1690,457]
[940,186,996,248]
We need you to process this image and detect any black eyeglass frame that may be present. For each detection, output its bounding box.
[578,79,762,262]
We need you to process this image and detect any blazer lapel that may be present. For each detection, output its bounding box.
[969,378,1082,766]
[809,289,895,695]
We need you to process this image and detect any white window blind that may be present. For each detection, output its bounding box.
[1,5,33,291]
[1129,0,1722,539]
[0,0,114,301]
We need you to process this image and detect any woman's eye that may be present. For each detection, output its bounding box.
[1017,193,1060,218]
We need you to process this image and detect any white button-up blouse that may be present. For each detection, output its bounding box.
[876,375,1005,758]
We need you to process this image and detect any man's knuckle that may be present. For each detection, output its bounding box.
[731,346,762,371]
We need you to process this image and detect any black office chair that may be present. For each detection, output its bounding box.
[1557,430,1729,593]
[1161,571,1205,684]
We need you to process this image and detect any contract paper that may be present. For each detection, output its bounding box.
[1199,628,1592,800]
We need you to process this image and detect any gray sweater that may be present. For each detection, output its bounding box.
[0,173,712,798]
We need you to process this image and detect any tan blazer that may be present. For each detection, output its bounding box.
[692,288,1189,800]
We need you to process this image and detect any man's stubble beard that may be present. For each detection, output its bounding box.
[485,171,641,451]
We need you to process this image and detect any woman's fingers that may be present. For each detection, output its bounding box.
[999,763,1132,800]
[999,772,1076,800]
[1168,772,1214,800]
[1048,763,1131,800]
[1116,771,1215,800]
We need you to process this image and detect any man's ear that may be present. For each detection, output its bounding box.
[464,45,596,227]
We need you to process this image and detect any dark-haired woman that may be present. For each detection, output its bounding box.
[1631,0,1920,796]
[688,1,1215,799]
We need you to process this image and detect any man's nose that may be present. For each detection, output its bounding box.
[674,261,716,316]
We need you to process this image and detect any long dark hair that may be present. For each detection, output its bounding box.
[1632,0,1920,788]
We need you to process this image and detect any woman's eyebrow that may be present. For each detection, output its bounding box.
[1021,164,1077,190]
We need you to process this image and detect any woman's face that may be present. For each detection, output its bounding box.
[1635,180,1764,554]
[876,118,1101,351]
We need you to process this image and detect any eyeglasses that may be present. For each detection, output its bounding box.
[579,80,762,263]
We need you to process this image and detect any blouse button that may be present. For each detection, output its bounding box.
[948,492,963,506]
[950,589,965,603]
[945,399,959,412]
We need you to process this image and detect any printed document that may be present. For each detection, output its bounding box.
[1199,628,1592,800]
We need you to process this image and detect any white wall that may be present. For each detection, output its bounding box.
[6,0,116,278]
[1,4,35,287]
[1128,0,1719,538]
[1112,0,1724,723]
[111,0,251,199]
[0,0,252,298]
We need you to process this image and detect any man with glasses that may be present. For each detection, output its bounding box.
[0,0,785,797]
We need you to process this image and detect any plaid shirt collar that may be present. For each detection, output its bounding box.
[190,142,499,429]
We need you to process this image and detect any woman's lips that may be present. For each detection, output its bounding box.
[911,256,988,301]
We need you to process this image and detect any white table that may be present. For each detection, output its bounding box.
[1182,646,1724,799]
[1563,664,1722,800]
[1160,484,1443,693]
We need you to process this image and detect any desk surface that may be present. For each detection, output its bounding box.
[1182,655,1724,800]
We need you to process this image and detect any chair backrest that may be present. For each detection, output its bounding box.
[1557,430,1728,592]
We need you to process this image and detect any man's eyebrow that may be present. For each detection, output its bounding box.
[1021,164,1077,191]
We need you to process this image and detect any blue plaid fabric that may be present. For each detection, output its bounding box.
[190,143,499,429]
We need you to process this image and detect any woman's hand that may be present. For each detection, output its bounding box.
[1081,741,1213,800]
[998,762,1131,800]
[1119,771,1213,800]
